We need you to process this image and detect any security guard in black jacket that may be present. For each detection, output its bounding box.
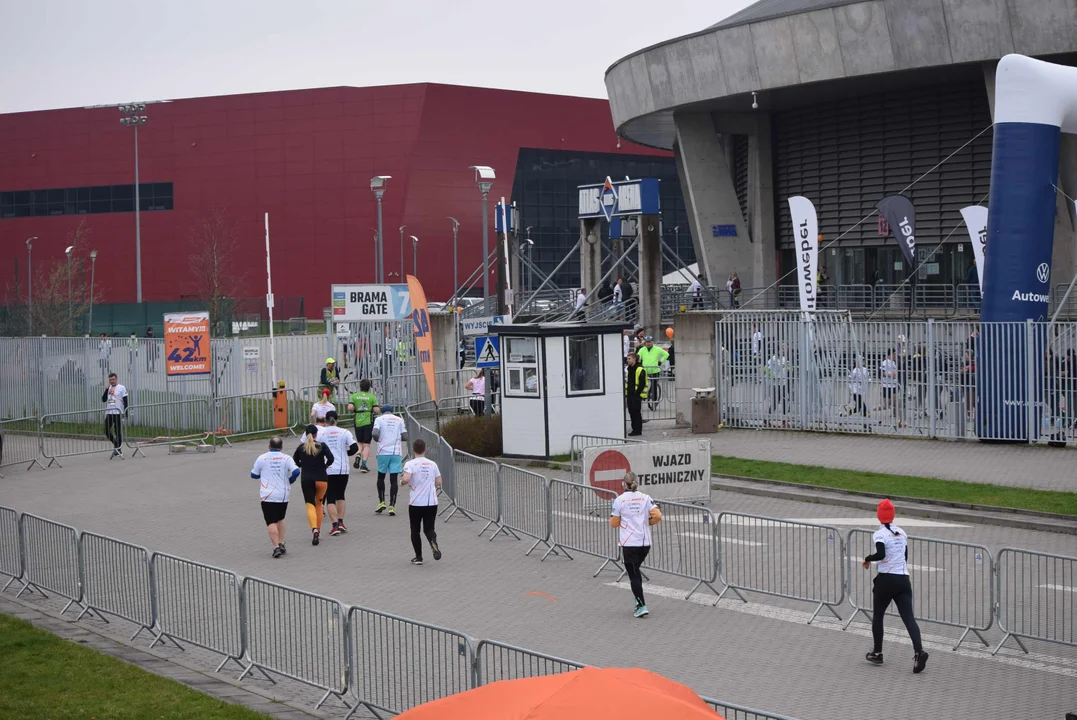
[625,351,648,436]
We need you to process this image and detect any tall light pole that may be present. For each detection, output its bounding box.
[469,166,496,309]
[525,226,534,295]
[410,235,419,278]
[398,225,406,282]
[88,251,98,335]
[447,217,460,304]
[370,176,391,283]
[119,104,148,303]
[65,245,74,334]
[25,236,36,335]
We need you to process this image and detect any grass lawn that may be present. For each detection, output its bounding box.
[710,455,1077,516]
[0,614,270,719]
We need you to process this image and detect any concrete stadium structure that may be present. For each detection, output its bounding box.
[605,0,1077,300]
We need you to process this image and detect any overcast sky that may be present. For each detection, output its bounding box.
[0,0,757,114]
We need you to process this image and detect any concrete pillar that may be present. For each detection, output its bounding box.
[673,311,719,427]
[509,232,522,307]
[430,311,458,386]
[638,214,662,338]
[579,218,602,298]
[748,114,778,289]
[673,112,756,294]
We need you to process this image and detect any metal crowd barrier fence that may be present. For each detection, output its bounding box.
[39,407,127,466]
[241,577,349,708]
[77,532,154,640]
[626,500,719,600]
[702,698,801,720]
[123,397,213,454]
[346,606,474,718]
[993,547,1077,655]
[149,552,247,672]
[472,639,586,686]
[543,477,622,576]
[569,434,643,485]
[450,449,500,530]
[0,505,25,593]
[0,416,46,476]
[844,530,993,650]
[211,388,299,446]
[715,513,846,623]
[495,464,553,555]
[16,513,87,615]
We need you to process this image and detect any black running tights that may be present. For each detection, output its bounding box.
[409,505,438,559]
[377,472,398,505]
[872,573,923,653]
[622,545,651,606]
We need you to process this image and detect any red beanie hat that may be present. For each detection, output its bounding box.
[877,499,895,524]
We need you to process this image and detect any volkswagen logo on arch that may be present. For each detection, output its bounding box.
[1036,263,1051,284]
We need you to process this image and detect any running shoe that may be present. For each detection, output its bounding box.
[375,501,386,514]
[865,651,883,665]
[330,524,342,537]
[312,529,320,546]
[388,505,396,516]
[278,543,286,555]
[913,651,929,674]
[272,546,283,558]
[337,521,348,534]
[430,540,442,561]
[410,557,423,566]
[353,457,362,470]
[360,462,369,473]
[633,604,649,618]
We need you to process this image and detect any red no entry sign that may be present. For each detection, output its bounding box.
[589,449,631,497]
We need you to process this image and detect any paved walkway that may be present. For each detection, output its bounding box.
[1,445,1075,720]
[654,421,1077,493]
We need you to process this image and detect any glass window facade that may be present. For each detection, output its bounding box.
[0,182,174,219]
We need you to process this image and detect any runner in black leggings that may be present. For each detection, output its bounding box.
[863,499,928,673]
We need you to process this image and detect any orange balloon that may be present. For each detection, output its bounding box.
[665,327,674,339]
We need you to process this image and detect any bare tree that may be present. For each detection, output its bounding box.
[26,219,100,336]
[189,207,246,336]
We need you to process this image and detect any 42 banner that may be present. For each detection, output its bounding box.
[163,312,211,377]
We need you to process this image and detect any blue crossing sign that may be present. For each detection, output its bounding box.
[475,335,500,368]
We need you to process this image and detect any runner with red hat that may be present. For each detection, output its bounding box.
[862,498,928,673]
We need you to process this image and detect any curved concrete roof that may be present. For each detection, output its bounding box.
[606,0,1077,150]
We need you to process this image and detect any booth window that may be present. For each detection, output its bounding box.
[566,334,603,395]
[505,337,540,397]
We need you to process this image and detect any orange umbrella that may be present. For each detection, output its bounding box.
[396,666,722,720]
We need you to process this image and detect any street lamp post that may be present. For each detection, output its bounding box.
[525,226,534,295]
[370,176,391,283]
[398,226,406,281]
[447,217,460,305]
[410,236,419,278]
[88,251,98,334]
[468,166,496,313]
[65,245,74,334]
[25,236,36,335]
[119,104,148,303]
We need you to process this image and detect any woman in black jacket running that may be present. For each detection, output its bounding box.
[863,499,928,673]
[293,425,335,546]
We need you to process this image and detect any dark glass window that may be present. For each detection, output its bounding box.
[0,182,174,219]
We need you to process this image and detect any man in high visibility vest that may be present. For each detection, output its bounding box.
[320,358,340,395]
[625,351,648,436]
[636,336,669,378]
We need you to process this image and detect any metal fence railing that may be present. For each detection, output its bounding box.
[630,500,720,600]
[844,530,994,650]
[702,698,801,720]
[496,464,553,555]
[17,513,86,615]
[568,434,643,485]
[993,547,1077,654]
[452,449,501,533]
[0,416,45,476]
[78,532,154,640]
[472,639,585,686]
[544,478,622,576]
[0,506,25,594]
[39,408,128,465]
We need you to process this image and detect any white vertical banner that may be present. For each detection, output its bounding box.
[788,196,818,318]
[960,206,988,296]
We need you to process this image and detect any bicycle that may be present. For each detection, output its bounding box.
[645,371,664,412]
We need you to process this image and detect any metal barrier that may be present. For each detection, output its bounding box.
[211,389,299,446]
[496,464,553,555]
[715,513,845,623]
[702,698,801,720]
[0,416,46,476]
[77,532,155,639]
[843,530,993,649]
[450,449,501,532]
[624,500,719,600]
[569,434,642,485]
[16,513,86,615]
[993,547,1077,654]
[0,505,25,594]
[150,553,247,673]
[241,577,349,709]
[123,397,213,454]
[347,606,473,718]
[472,639,585,686]
[543,477,622,576]
[40,407,128,466]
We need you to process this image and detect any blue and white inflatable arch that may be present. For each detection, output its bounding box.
[980,54,1077,440]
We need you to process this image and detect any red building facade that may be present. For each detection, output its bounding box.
[0,84,667,313]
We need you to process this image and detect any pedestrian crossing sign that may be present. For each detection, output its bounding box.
[475,336,500,368]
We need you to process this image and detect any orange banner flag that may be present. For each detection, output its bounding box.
[406,275,437,403]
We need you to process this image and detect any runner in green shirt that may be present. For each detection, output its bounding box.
[347,379,379,473]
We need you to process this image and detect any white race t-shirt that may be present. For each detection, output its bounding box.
[872,524,909,575]
[373,413,406,456]
[318,425,356,475]
[404,457,440,506]
[689,279,702,297]
[311,401,336,421]
[880,359,898,388]
[848,366,871,395]
[105,384,128,415]
[752,331,762,356]
[251,449,299,503]
[470,377,485,396]
[610,491,656,548]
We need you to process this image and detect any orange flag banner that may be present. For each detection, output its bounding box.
[406,275,437,403]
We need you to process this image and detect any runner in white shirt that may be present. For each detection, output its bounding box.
[310,389,336,426]
[101,372,128,457]
[862,499,927,673]
[880,351,899,420]
[250,436,301,558]
[401,438,443,565]
[371,405,407,515]
[609,472,662,618]
[319,411,359,536]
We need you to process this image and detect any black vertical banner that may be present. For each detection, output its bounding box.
[876,195,917,268]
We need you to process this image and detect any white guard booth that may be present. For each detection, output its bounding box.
[493,323,629,458]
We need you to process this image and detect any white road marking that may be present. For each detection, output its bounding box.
[1038,584,1077,592]
[604,581,1077,678]
[682,532,763,546]
[723,517,967,529]
[552,510,607,522]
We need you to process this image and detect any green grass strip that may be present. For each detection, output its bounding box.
[0,614,270,719]
[710,455,1077,516]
